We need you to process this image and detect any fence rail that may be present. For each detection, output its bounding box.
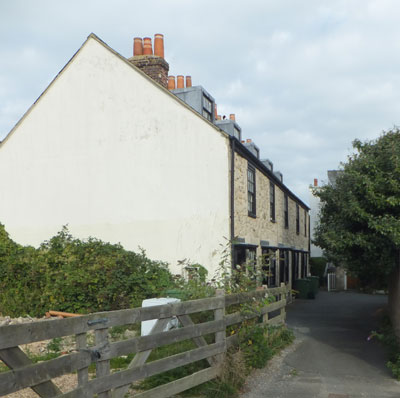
[0,284,289,398]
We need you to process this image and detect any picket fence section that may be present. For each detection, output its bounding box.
[0,285,289,398]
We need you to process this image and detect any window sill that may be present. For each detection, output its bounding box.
[248,212,256,219]
[270,218,276,223]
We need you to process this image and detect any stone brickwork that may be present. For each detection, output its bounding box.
[128,55,169,89]
[234,152,310,286]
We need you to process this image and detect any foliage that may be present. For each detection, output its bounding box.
[174,263,216,300]
[0,224,176,316]
[239,324,294,369]
[0,225,45,316]
[313,129,400,288]
[0,225,295,396]
[371,316,400,380]
[202,349,247,398]
[309,257,327,285]
[213,237,273,294]
[46,337,63,353]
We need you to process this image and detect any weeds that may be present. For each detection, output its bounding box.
[239,324,294,369]
[47,337,62,353]
[370,315,400,380]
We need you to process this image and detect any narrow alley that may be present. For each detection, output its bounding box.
[241,291,400,398]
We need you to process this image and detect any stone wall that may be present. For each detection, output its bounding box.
[233,152,310,285]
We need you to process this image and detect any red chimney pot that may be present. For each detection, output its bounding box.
[133,37,143,56]
[168,76,176,90]
[143,37,153,55]
[154,34,164,58]
[177,75,184,89]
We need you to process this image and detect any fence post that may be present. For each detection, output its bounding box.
[76,332,89,387]
[260,286,269,324]
[95,327,111,398]
[262,307,269,324]
[280,282,286,323]
[214,289,226,367]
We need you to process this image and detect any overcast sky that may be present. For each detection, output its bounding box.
[2,0,400,204]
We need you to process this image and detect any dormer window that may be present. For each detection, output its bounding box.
[202,94,213,121]
[234,126,241,140]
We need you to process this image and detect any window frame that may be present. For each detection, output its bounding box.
[296,204,300,235]
[247,164,256,218]
[202,94,213,121]
[284,194,289,229]
[304,208,307,237]
[270,181,275,222]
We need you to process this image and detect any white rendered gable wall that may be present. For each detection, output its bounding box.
[0,37,231,276]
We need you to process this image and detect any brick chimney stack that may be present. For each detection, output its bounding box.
[129,33,169,89]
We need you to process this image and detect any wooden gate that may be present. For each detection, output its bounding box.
[0,285,288,398]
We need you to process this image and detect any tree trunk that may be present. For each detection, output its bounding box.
[388,252,400,341]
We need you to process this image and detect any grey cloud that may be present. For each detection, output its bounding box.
[2,0,400,203]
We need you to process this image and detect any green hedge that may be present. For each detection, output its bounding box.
[0,224,175,317]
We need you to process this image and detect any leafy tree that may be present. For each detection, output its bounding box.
[313,129,400,338]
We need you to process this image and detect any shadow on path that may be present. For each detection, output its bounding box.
[240,291,400,398]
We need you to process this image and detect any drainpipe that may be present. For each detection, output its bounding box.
[230,137,235,265]
[308,213,311,274]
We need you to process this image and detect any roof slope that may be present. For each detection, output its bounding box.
[0,33,226,149]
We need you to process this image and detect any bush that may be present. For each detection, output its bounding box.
[371,316,400,380]
[0,224,176,316]
[0,225,47,316]
[309,257,327,286]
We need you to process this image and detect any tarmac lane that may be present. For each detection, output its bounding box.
[240,291,400,398]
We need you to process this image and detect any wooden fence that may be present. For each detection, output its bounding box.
[0,284,289,398]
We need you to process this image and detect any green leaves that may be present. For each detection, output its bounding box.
[0,224,175,317]
[313,128,400,288]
